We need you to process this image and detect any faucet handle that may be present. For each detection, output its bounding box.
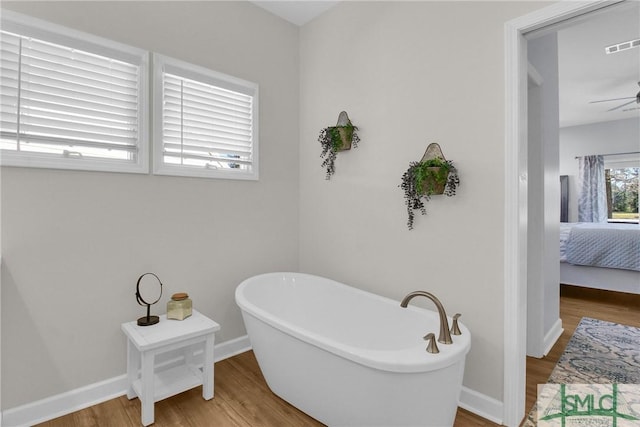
[451,313,462,335]
[423,333,440,354]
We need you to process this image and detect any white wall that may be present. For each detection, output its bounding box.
[560,118,640,222]
[299,0,547,402]
[1,1,299,410]
[526,34,561,358]
[1,0,567,419]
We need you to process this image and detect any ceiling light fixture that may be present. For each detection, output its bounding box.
[605,38,640,54]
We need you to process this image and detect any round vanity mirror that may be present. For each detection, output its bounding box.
[136,273,163,326]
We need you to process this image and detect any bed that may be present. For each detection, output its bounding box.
[559,222,640,294]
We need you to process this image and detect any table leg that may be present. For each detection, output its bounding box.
[126,340,139,400]
[141,351,155,426]
[203,334,214,400]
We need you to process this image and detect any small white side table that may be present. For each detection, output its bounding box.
[121,309,220,426]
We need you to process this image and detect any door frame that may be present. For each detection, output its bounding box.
[503,1,624,425]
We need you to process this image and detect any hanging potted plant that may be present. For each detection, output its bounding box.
[400,143,460,230]
[318,111,360,180]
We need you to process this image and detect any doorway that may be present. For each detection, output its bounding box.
[503,1,630,425]
[524,0,639,359]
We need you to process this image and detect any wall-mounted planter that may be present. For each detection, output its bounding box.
[318,111,360,180]
[400,143,460,230]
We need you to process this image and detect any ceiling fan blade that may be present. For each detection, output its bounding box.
[607,99,637,112]
[589,97,634,104]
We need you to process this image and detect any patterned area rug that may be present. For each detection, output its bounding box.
[523,317,640,426]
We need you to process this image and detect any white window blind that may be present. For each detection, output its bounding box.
[0,12,148,173]
[154,54,258,180]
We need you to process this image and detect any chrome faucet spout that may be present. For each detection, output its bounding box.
[400,291,453,344]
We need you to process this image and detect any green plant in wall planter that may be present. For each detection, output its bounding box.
[400,143,460,230]
[318,111,360,180]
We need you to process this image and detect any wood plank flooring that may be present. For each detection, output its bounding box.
[525,285,640,418]
[36,285,640,427]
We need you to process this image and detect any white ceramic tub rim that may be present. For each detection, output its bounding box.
[236,272,471,373]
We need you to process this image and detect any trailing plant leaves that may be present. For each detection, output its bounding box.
[400,160,459,230]
[444,170,460,196]
[318,123,359,180]
[351,130,360,149]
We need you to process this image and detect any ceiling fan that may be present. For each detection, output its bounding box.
[589,81,640,112]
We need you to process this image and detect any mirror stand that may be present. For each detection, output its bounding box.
[135,272,163,326]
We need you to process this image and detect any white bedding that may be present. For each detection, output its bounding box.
[559,222,640,271]
[559,222,573,262]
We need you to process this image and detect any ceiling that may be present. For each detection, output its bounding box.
[249,1,339,26]
[250,1,639,129]
[557,1,640,128]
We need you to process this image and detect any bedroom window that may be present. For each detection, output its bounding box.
[153,54,258,180]
[0,11,149,173]
[605,167,639,223]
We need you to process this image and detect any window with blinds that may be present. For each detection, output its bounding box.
[153,54,258,180]
[0,12,148,173]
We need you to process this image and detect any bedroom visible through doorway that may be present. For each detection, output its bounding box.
[504,1,640,425]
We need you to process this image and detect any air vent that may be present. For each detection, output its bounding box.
[606,38,640,54]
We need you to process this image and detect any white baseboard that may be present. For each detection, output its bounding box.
[459,386,504,425]
[2,335,502,427]
[543,318,564,357]
[1,335,251,427]
[214,334,252,362]
[2,375,129,427]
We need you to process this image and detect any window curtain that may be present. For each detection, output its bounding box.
[577,155,607,222]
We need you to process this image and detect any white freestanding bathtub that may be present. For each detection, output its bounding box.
[235,273,471,427]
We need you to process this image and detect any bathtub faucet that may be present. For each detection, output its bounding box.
[400,291,453,345]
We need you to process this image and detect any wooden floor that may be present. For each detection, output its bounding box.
[37,285,640,427]
[525,285,640,418]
